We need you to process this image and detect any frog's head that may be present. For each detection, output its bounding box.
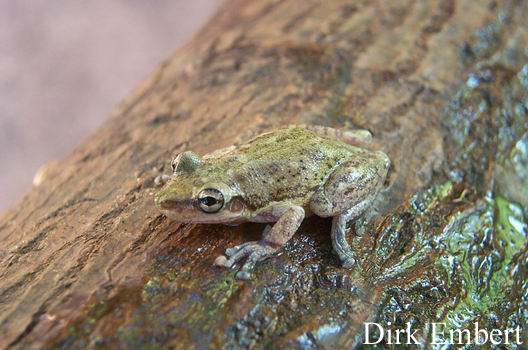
[155,151,248,223]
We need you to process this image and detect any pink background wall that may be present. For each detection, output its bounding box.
[0,0,220,212]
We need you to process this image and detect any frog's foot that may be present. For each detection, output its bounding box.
[215,206,305,280]
[214,240,278,280]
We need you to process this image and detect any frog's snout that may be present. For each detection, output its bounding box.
[157,197,178,210]
[156,190,195,211]
[155,190,177,210]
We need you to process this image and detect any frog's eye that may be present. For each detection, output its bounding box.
[198,188,224,213]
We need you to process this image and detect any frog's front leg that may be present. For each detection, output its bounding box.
[214,205,305,280]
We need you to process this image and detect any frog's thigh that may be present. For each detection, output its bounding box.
[310,161,379,217]
[294,124,372,146]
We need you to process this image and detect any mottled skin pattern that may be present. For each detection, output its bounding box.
[156,125,390,279]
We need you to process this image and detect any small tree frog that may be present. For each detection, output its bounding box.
[156,125,390,279]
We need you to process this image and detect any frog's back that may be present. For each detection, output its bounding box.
[235,127,356,160]
[216,127,367,209]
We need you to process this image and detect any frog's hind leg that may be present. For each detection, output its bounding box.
[293,124,372,146]
[310,154,389,267]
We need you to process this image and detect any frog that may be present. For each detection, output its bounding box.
[155,125,390,279]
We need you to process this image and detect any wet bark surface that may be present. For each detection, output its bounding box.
[0,0,527,349]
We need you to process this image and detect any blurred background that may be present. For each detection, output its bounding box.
[0,0,220,212]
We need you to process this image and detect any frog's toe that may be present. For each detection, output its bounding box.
[225,246,239,257]
[225,242,253,257]
[236,256,258,280]
[224,243,258,267]
[214,255,228,267]
[236,249,272,280]
[222,241,277,276]
[341,256,356,269]
[236,270,252,280]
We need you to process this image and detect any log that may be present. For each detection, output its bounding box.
[1,0,527,349]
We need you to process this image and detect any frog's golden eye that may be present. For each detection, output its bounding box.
[198,189,224,213]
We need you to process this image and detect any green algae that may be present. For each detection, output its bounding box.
[433,195,526,347]
[360,21,528,346]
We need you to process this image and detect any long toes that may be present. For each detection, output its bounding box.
[225,245,242,257]
[236,255,259,280]
[225,247,238,257]
[224,245,256,268]
[225,242,253,257]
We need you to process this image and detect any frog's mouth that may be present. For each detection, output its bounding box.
[157,199,247,224]
[163,210,245,224]
[157,198,193,210]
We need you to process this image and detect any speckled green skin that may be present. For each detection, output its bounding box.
[156,125,389,278]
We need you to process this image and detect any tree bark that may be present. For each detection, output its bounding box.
[1,0,527,349]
